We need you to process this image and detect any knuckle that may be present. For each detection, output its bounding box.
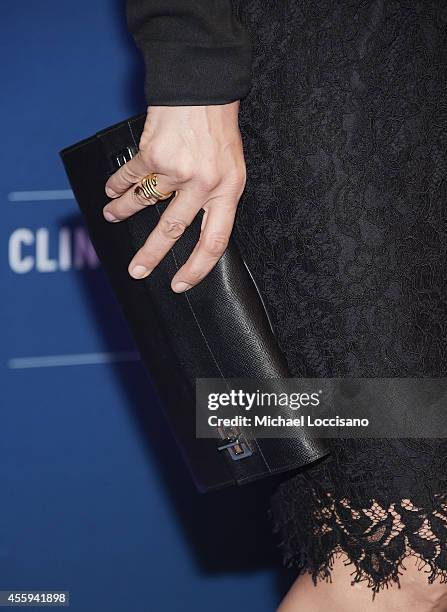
[202,233,228,257]
[158,215,188,239]
[122,164,142,183]
[196,172,221,192]
[174,162,194,184]
[236,166,247,186]
[227,165,247,190]
[146,148,164,170]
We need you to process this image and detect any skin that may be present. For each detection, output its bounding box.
[278,552,447,611]
[103,102,246,292]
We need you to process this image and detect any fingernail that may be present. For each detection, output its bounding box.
[130,265,151,279]
[104,210,118,222]
[105,186,118,198]
[172,281,192,293]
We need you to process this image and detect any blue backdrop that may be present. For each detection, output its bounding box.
[2,2,294,610]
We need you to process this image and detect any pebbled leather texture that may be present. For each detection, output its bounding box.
[60,113,330,492]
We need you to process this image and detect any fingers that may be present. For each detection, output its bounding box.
[105,151,149,198]
[171,199,237,292]
[103,173,174,222]
[127,191,201,279]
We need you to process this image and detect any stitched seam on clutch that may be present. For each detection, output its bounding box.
[171,256,269,468]
[128,119,228,381]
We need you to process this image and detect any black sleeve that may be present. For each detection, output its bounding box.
[126,0,252,106]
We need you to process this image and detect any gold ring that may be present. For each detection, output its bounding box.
[134,173,173,202]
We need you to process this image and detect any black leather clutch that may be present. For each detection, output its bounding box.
[60,114,329,492]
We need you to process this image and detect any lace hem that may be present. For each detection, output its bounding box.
[277,544,447,598]
[271,484,447,597]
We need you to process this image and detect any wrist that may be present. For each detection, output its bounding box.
[146,101,241,135]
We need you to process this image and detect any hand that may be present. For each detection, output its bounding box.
[103,102,246,293]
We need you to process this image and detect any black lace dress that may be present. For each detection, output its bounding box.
[127,0,447,595]
[232,0,447,594]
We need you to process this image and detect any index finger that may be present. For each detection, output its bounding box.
[105,151,149,198]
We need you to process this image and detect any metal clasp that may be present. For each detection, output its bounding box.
[217,435,253,461]
[109,146,137,173]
